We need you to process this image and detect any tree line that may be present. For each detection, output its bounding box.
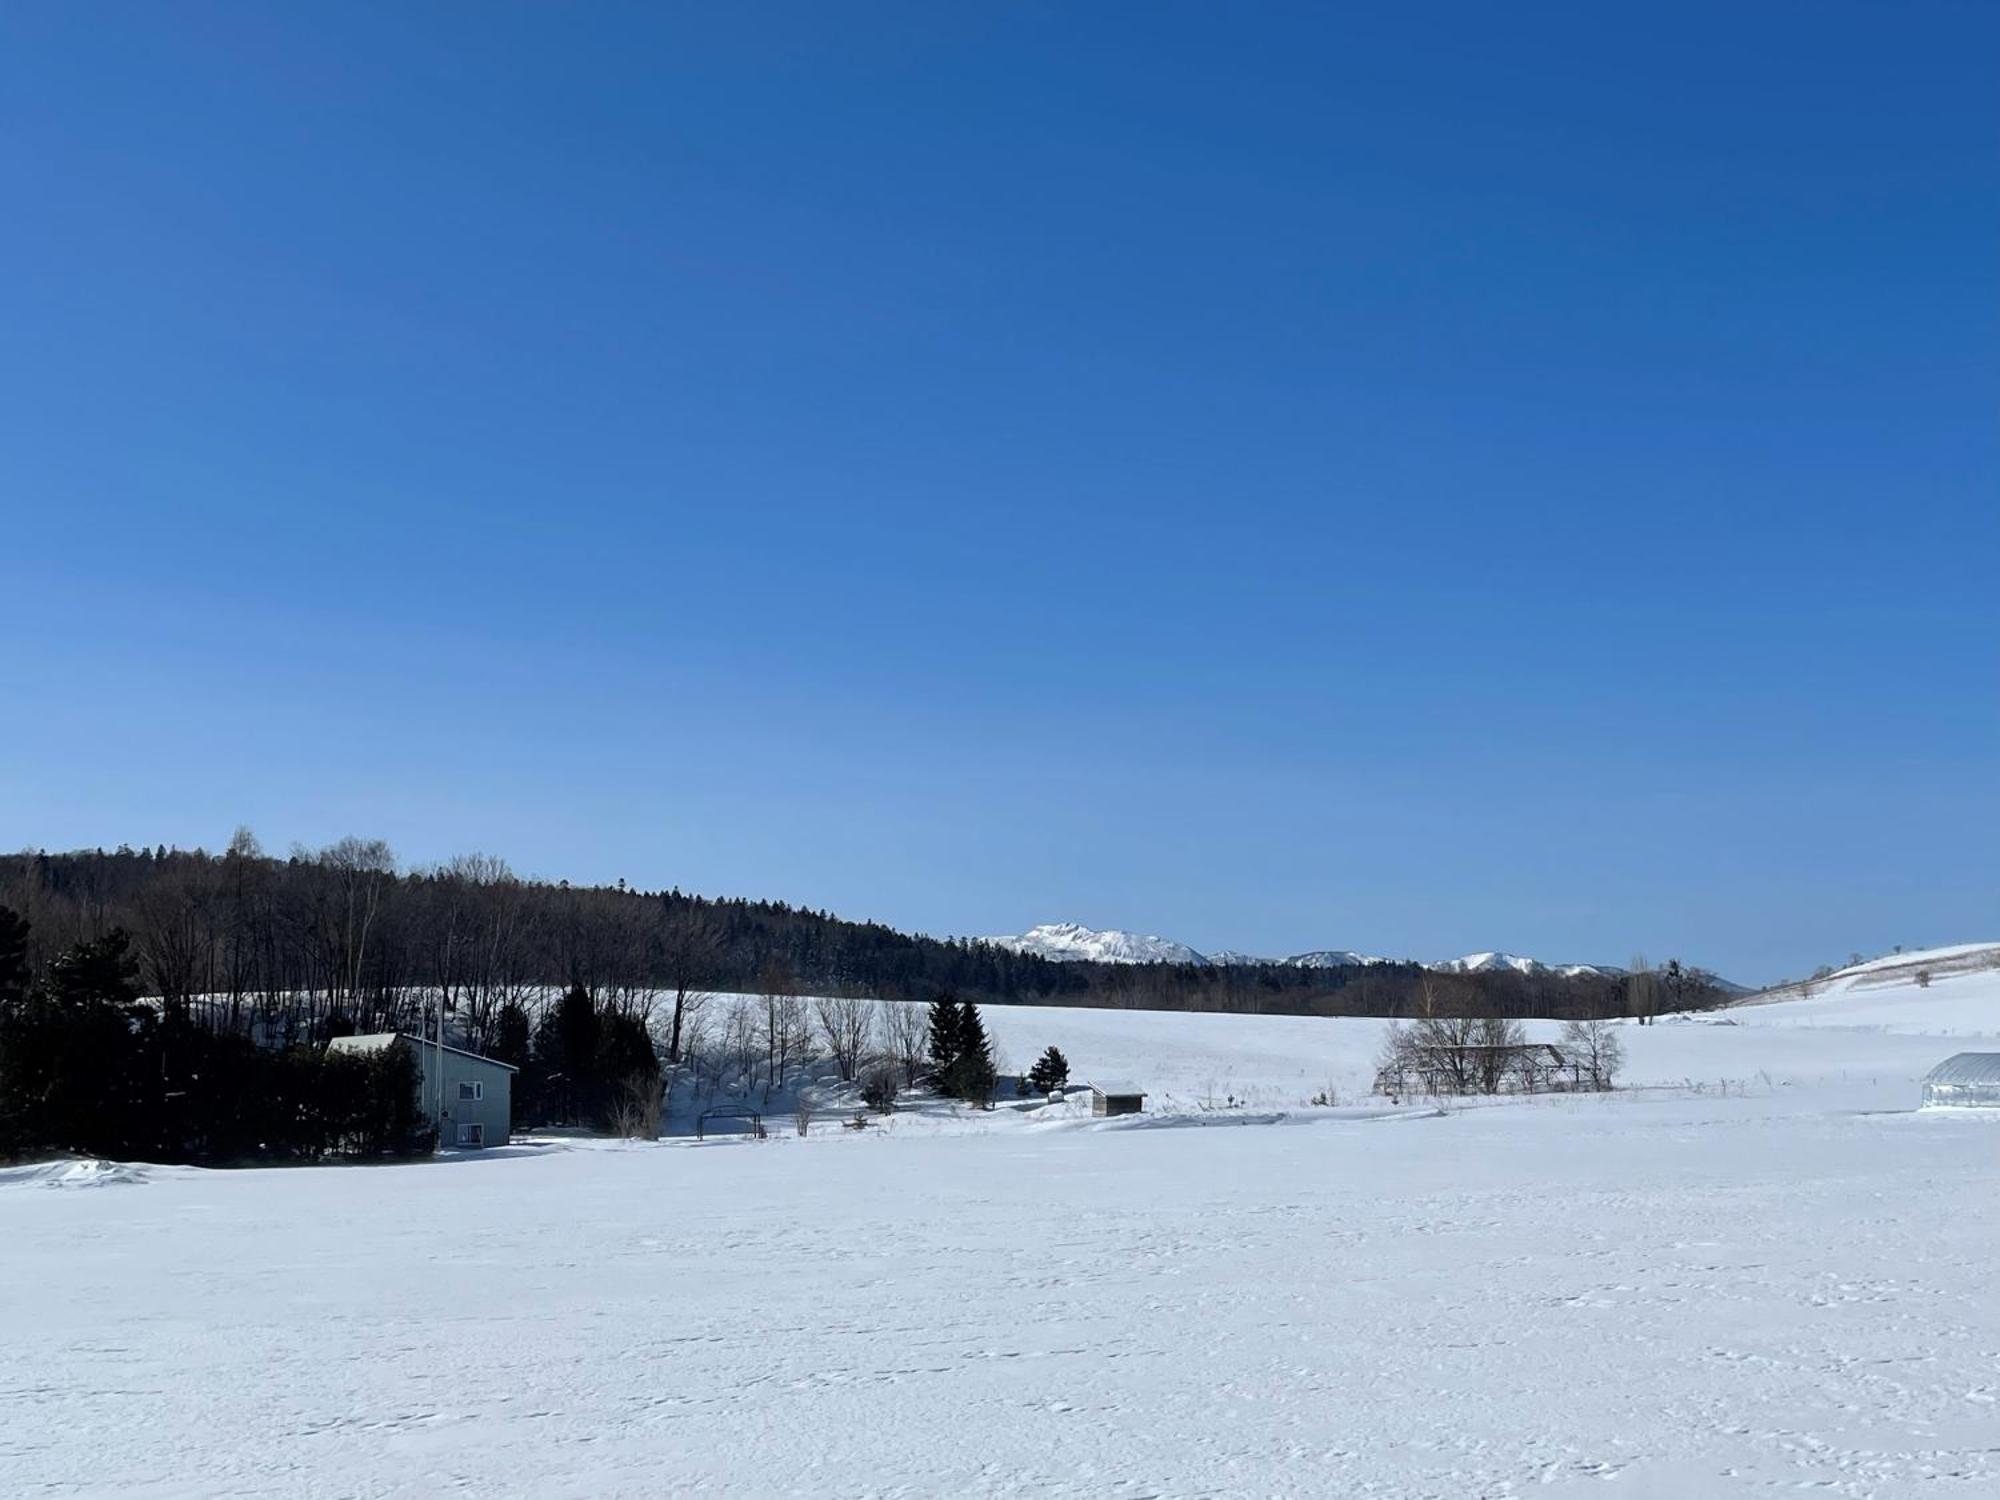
[0,912,428,1163]
[1,839,1733,1045]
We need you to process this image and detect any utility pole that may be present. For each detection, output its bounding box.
[435,996,446,1151]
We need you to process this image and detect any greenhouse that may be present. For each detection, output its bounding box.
[1921,1053,2000,1109]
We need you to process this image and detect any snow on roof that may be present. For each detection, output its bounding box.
[326,1033,519,1071]
[1091,1080,1145,1097]
[326,1032,399,1055]
[1923,1052,2000,1086]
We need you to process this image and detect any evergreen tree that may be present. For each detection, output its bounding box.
[490,1002,532,1068]
[47,929,143,1011]
[947,1000,995,1105]
[595,1013,660,1115]
[0,905,28,1009]
[0,930,150,1158]
[1027,1045,1070,1094]
[489,1001,533,1130]
[533,983,600,1124]
[925,992,961,1081]
[592,1012,656,1096]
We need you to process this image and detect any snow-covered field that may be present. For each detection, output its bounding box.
[6,949,2000,1498]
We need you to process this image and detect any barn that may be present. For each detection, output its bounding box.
[329,1033,517,1147]
[1091,1081,1146,1117]
[1921,1053,2000,1110]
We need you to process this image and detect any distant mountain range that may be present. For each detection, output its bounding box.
[983,923,1638,981]
[1430,951,1627,981]
[986,922,1210,966]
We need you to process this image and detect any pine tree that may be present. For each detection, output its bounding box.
[948,1000,995,1105]
[533,983,600,1124]
[925,992,961,1081]
[490,1002,533,1127]
[47,929,143,1011]
[0,905,28,1009]
[1027,1045,1070,1094]
[489,1002,532,1069]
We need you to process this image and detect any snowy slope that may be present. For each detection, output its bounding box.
[9,956,1999,1497]
[1739,941,2000,1005]
[1730,941,2000,1027]
[965,957,1998,1112]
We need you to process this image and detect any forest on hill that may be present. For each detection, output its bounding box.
[0,837,1731,1055]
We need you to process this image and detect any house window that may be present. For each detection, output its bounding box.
[457,1123,485,1147]
[458,1081,483,1102]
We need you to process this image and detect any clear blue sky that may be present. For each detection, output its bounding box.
[3,3,1995,983]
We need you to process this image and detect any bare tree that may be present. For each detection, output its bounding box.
[814,993,874,1082]
[757,957,811,1095]
[720,997,760,1093]
[1559,1017,1624,1090]
[1472,1014,1525,1094]
[881,1000,927,1086]
[671,1005,715,1109]
[767,995,811,1093]
[659,903,722,1065]
[135,862,217,1010]
[1627,953,1657,1026]
[1408,975,1480,1094]
[1374,1019,1415,1098]
[317,836,396,1014]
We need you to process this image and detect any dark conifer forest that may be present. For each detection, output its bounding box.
[0,837,1731,1049]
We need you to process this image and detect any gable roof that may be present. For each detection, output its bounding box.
[1091,1080,1145,1097]
[327,1032,519,1072]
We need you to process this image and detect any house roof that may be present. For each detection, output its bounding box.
[1091,1080,1145,1096]
[1924,1052,2000,1086]
[327,1032,519,1072]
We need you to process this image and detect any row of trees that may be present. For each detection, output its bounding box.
[0,894,1031,1161]
[1373,980,1626,1098]
[667,986,1084,1124]
[0,841,1092,1054]
[2,842,1734,1037]
[0,913,428,1163]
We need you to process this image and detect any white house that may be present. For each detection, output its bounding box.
[328,1033,517,1147]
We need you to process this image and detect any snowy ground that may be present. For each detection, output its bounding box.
[5,949,1999,1498]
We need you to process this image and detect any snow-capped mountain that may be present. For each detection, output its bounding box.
[983,922,1208,966]
[1432,951,1626,979]
[985,925,1651,981]
[1195,947,1396,968]
[984,926,1400,968]
[1283,949,1394,969]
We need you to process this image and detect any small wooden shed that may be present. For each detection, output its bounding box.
[1091,1080,1146,1116]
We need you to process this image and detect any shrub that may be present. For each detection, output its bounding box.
[860,1067,898,1114]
